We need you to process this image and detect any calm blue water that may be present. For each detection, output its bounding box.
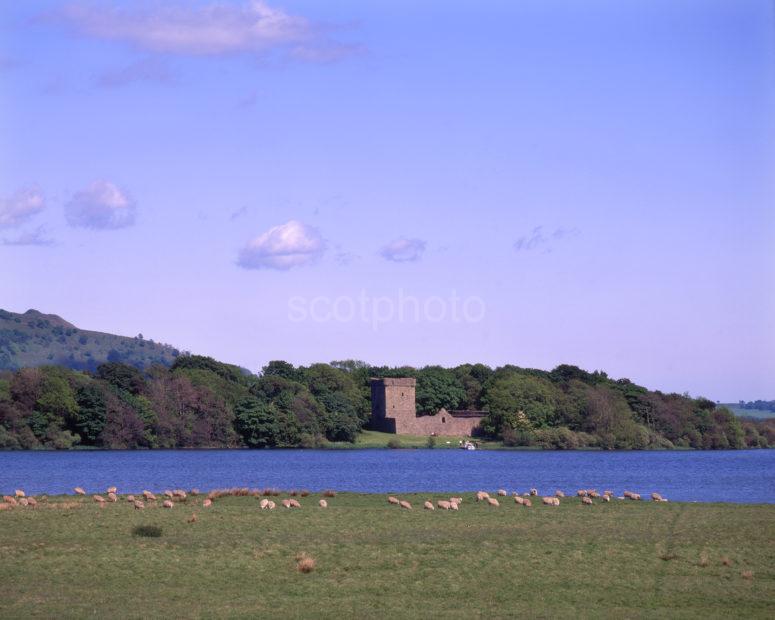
[1,449,773,503]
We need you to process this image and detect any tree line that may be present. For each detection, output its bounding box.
[737,400,775,413]
[0,356,771,450]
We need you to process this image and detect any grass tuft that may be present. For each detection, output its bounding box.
[741,570,753,580]
[132,525,163,538]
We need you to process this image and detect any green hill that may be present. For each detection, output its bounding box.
[0,309,180,371]
[723,405,775,420]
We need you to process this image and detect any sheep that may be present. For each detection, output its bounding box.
[318,499,328,508]
[437,500,451,510]
[190,489,200,496]
[3,495,18,506]
[289,499,301,508]
[555,490,565,498]
[450,497,463,504]
[282,499,292,508]
[0,503,12,511]
[542,497,559,506]
[133,500,145,510]
[26,497,37,507]
[203,499,213,508]
[424,501,435,511]
[162,500,174,509]
[577,490,588,497]
[529,488,538,496]
[126,495,135,502]
[399,500,412,510]
[388,496,400,505]
[475,491,490,502]
[18,497,29,507]
[15,490,25,498]
[74,487,86,496]
[651,492,663,502]
[267,500,276,510]
[107,492,118,503]
[582,496,593,505]
[602,494,611,502]
[164,490,174,499]
[93,495,105,504]
[623,491,641,501]
[259,498,269,509]
[486,497,500,507]
[523,498,532,507]
[143,491,156,501]
[107,486,117,494]
[603,490,614,497]
[514,495,525,505]
[497,489,507,497]
[588,490,600,498]
[173,490,187,500]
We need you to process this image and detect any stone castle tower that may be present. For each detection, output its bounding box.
[370,377,485,436]
[370,378,417,433]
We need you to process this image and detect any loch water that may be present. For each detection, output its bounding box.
[1,449,773,503]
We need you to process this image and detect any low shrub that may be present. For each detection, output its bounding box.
[132,525,163,538]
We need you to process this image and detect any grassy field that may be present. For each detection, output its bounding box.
[1,492,773,618]
[723,405,775,420]
[328,429,505,449]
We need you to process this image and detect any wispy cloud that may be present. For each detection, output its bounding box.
[236,91,259,109]
[51,1,357,62]
[238,220,324,270]
[514,226,579,253]
[380,238,426,263]
[65,181,136,230]
[1,226,55,247]
[96,57,174,88]
[230,206,249,221]
[0,188,45,229]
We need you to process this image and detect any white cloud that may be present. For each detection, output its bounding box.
[65,181,136,230]
[380,238,426,263]
[238,220,324,270]
[514,226,579,252]
[54,1,353,61]
[0,188,45,229]
[2,226,54,247]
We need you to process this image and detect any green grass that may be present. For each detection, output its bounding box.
[327,429,504,449]
[1,493,773,618]
[723,405,775,420]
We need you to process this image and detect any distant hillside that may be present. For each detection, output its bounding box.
[723,404,775,420]
[0,309,180,371]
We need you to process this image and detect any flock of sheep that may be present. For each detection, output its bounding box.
[1,486,666,513]
[387,488,667,510]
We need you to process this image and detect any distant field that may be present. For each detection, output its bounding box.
[723,405,775,420]
[1,492,773,618]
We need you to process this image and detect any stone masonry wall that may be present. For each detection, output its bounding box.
[370,378,483,436]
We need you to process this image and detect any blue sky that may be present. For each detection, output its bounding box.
[1,0,773,401]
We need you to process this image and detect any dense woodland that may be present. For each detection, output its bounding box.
[0,356,771,450]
